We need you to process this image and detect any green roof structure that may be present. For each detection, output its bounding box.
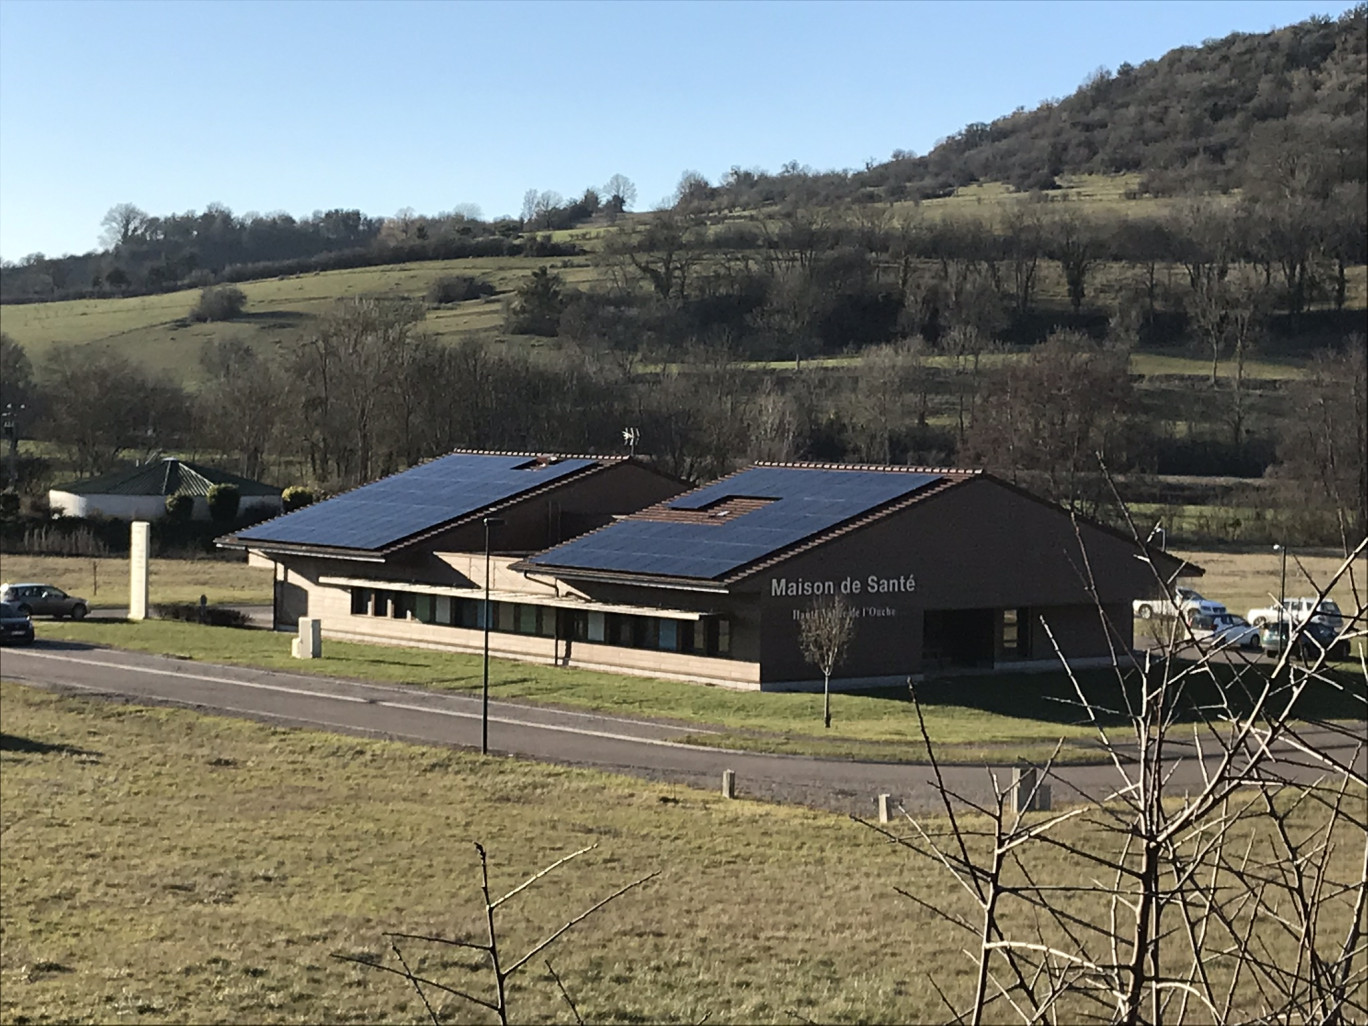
[54,459,280,498]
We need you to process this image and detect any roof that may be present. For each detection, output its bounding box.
[52,458,281,498]
[518,463,974,585]
[225,451,618,555]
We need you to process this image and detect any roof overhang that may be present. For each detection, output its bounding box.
[317,575,714,620]
[508,561,732,594]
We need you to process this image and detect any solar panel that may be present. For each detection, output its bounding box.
[526,467,942,580]
[235,453,597,551]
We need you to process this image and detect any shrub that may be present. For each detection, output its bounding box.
[189,285,247,322]
[425,275,494,305]
[165,492,194,522]
[152,602,252,628]
[206,483,240,524]
[281,486,316,512]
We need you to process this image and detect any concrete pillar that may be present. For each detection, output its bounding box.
[722,769,736,799]
[129,521,150,621]
[878,793,892,824]
[1010,765,1037,814]
[291,617,321,659]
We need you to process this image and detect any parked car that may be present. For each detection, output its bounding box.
[1247,597,1343,630]
[1189,611,1261,650]
[0,582,89,619]
[1134,586,1226,621]
[1260,619,1349,661]
[0,601,35,645]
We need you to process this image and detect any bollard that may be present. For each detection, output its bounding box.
[129,521,150,621]
[878,793,892,824]
[722,769,736,799]
[292,616,322,659]
[1011,764,1038,814]
[198,594,208,624]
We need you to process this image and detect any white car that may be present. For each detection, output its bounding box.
[1134,586,1226,621]
[1246,598,1343,631]
[1188,611,1261,650]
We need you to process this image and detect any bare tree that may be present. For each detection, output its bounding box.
[338,841,658,1025]
[99,203,149,249]
[604,173,637,218]
[799,596,857,729]
[856,484,1367,1024]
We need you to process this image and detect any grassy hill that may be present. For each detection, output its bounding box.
[3,173,1362,387]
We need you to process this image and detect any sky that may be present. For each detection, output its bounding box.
[0,0,1358,261]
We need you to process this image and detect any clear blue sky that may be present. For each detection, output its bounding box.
[0,0,1357,261]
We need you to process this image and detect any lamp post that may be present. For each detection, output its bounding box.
[481,516,504,755]
[1273,543,1288,622]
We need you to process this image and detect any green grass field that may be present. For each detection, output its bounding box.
[0,555,275,607]
[2,682,1361,1024]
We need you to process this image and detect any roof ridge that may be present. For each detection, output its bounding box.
[754,460,980,475]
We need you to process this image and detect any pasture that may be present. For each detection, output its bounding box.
[0,555,274,607]
[2,681,1362,1024]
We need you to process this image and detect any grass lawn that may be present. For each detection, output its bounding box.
[2,682,1361,1024]
[0,555,275,607]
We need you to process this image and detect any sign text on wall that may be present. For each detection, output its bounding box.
[769,573,916,598]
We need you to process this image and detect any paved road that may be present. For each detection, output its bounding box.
[3,641,1362,817]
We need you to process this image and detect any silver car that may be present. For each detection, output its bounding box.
[0,582,89,619]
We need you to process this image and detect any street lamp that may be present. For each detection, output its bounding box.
[1273,543,1288,622]
[481,516,505,755]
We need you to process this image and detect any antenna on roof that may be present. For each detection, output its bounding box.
[622,427,640,458]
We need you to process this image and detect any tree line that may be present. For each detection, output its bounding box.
[0,173,640,304]
[2,298,1363,545]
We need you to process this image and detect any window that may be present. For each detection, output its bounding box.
[351,588,371,615]
[496,602,515,633]
[714,618,731,656]
[414,594,435,624]
[456,599,482,629]
[435,595,452,625]
[587,611,605,643]
[658,620,677,651]
[1003,608,1033,658]
[373,591,390,618]
[514,604,540,635]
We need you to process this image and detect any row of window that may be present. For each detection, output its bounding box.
[349,588,731,657]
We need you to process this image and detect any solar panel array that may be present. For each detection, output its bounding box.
[235,453,597,551]
[525,466,943,580]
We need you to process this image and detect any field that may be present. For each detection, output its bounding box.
[3,681,1363,1024]
[0,555,274,607]
[1168,546,1366,620]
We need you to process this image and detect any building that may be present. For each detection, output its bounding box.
[222,455,1195,690]
[49,458,283,521]
[219,450,690,638]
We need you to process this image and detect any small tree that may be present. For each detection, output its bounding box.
[503,267,564,336]
[205,483,240,524]
[425,275,494,306]
[189,285,247,323]
[798,596,856,729]
[164,492,194,522]
[281,485,316,513]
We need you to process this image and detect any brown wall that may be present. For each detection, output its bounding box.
[754,478,1148,682]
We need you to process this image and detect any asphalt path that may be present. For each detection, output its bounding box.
[2,641,1362,817]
